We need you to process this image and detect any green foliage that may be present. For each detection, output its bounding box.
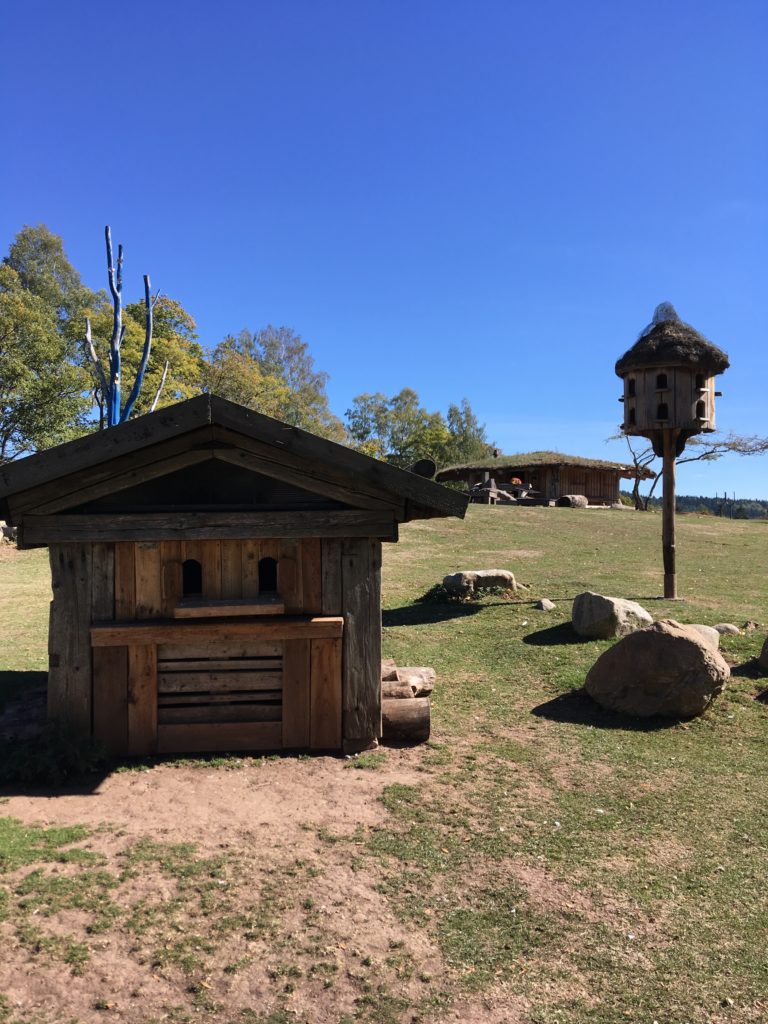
[0,263,90,461]
[203,326,346,441]
[345,388,492,467]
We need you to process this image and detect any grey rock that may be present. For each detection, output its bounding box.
[714,623,741,636]
[572,591,653,639]
[585,619,730,719]
[536,598,556,611]
[685,624,720,651]
[443,570,517,598]
[556,494,588,508]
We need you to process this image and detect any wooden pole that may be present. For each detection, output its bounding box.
[662,429,678,599]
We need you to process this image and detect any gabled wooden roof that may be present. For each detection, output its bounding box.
[0,395,468,533]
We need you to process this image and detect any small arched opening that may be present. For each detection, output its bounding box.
[628,407,636,427]
[656,403,669,421]
[696,400,706,419]
[695,372,706,389]
[627,378,636,397]
[258,557,278,594]
[656,373,668,389]
[182,559,203,596]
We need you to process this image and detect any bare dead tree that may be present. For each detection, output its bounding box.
[84,226,165,426]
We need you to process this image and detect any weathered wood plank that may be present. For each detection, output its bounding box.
[220,540,243,599]
[341,539,382,750]
[158,670,283,691]
[158,658,281,673]
[127,644,157,756]
[92,646,128,754]
[301,539,322,614]
[158,640,282,660]
[278,540,302,613]
[159,540,182,618]
[91,542,115,621]
[134,543,162,619]
[310,637,342,750]
[159,689,282,703]
[320,539,342,615]
[241,540,260,598]
[92,616,344,647]
[156,721,282,754]
[172,596,285,618]
[114,542,136,618]
[282,639,310,748]
[158,704,281,725]
[23,510,398,544]
[47,543,93,734]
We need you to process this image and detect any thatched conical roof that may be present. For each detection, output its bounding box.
[615,303,729,376]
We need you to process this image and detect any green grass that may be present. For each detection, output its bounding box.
[1,509,768,1021]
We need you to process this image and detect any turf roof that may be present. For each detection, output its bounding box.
[615,302,729,376]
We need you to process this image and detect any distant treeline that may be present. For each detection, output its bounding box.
[620,492,768,519]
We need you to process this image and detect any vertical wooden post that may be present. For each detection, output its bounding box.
[662,429,678,599]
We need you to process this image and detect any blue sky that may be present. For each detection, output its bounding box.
[2,0,766,496]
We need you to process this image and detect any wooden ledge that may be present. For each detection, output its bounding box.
[91,615,344,647]
[173,596,286,618]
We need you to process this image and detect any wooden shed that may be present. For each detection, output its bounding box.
[436,452,650,505]
[0,395,467,757]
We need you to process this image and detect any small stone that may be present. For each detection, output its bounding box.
[743,620,759,632]
[714,623,741,636]
[443,569,517,598]
[685,624,720,651]
[535,598,556,611]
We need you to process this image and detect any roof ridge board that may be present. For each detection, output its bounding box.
[0,394,213,499]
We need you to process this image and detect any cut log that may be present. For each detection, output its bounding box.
[381,696,430,743]
[381,658,398,682]
[396,667,436,697]
[382,681,415,700]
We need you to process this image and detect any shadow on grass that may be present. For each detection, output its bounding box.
[522,623,584,646]
[0,670,47,711]
[531,688,676,731]
[730,659,766,681]
[383,603,484,627]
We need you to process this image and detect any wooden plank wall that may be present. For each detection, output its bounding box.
[48,544,95,734]
[114,539,324,619]
[331,538,382,753]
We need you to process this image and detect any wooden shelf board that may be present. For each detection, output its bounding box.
[173,596,285,618]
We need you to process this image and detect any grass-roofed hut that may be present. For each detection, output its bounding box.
[436,451,652,506]
[0,395,467,757]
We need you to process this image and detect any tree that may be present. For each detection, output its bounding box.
[203,326,346,442]
[615,431,768,510]
[346,389,492,467]
[0,264,89,462]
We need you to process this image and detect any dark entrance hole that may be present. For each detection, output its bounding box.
[182,558,203,596]
[258,556,278,593]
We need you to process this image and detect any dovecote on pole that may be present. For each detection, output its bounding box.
[615,303,729,599]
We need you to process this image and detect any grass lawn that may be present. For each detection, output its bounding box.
[1,507,767,1024]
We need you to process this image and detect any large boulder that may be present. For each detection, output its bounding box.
[443,569,517,598]
[759,636,768,672]
[585,619,730,719]
[572,591,652,639]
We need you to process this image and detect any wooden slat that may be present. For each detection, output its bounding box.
[310,637,342,750]
[158,704,281,725]
[301,538,322,614]
[114,542,136,618]
[157,721,282,754]
[341,538,382,751]
[278,540,302,613]
[282,639,310,748]
[158,657,281,671]
[160,540,183,616]
[92,646,128,754]
[158,640,283,660]
[241,540,260,598]
[134,543,162,619]
[321,538,342,615]
[172,596,285,618]
[159,690,282,704]
[127,644,157,756]
[92,616,344,647]
[47,543,93,734]
[91,542,115,620]
[220,540,243,599]
[23,510,398,544]
[158,670,283,692]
